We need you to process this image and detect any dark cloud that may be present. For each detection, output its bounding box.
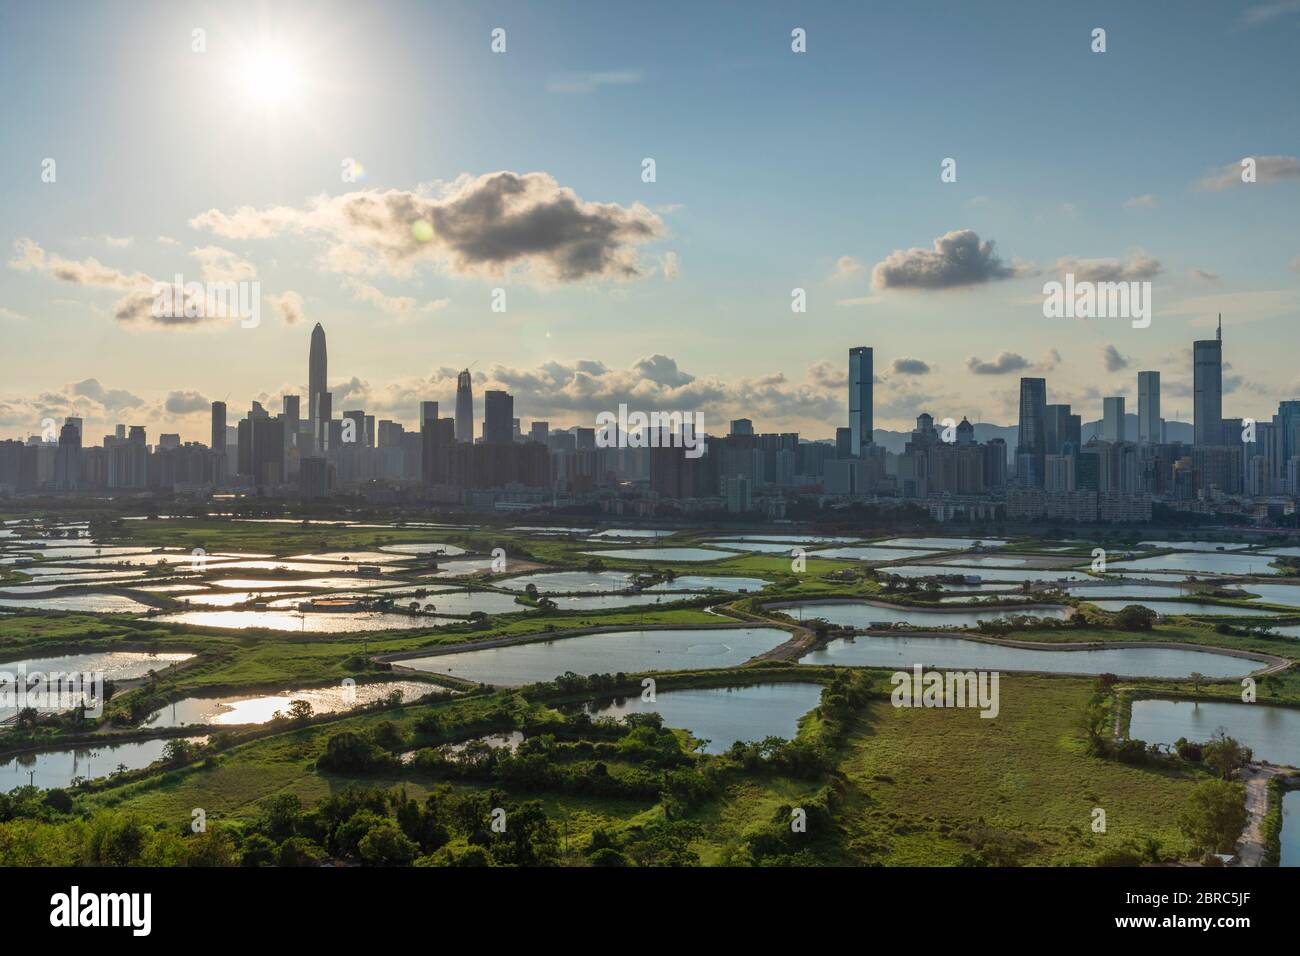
[164,390,210,415]
[1101,344,1130,373]
[190,171,665,284]
[891,358,931,376]
[966,352,1031,375]
[71,379,145,412]
[872,229,1015,290]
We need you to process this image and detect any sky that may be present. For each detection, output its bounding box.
[1,0,1298,445]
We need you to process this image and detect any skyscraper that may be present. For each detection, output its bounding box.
[1137,371,1160,444]
[308,323,328,449]
[1016,377,1047,487]
[211,401,227,453]
[1193,316,1223,446]
[483,390,513,444]
[849,346,873,457]
[455,370,474,443]
[1102,397,1126,443]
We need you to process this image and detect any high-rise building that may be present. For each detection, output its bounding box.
[1193,316,1223,446]
[529,421,549,444]
[211,401,227,453]
[483,390,513,444]
[848,346,873,457]
[342,410,365,448]
[455,370,473,443]
[1016,378,1047,487]
[308,323,327,445]
[421,417,456,486]
[729,418,754,437]
[1045,404,1079,455]
[420,401,439,425]
[1102,397,1126,443]
[281,395,300,449]
[835,426,852,459]
[54,420,81,490]
[1137,371,1160,444]
[315,392,332,454]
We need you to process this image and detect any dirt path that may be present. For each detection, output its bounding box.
[1234,764,1296,866]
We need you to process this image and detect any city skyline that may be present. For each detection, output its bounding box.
[2,0,1298,444]
[0,316,1266,448]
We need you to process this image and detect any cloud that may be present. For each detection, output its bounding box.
[807,361,847,390]
[1123,194,1157,209]
[0,306,27,321]
[189,171,666,284]
[341,277,447,316]
[164,390,210,415]
[1190,268,1221,283]
[102,235,134,248]
[8,238,225,327]
[890,358,931,376]
[1101,344,1130,373]
[660,251,679,281]
[633,354,695,388]
[1054,252,1162,282]
[871,229,1016,290]
[832,255,862,280]
[1198,155,1300,190]
[71,378,145,412]
[1241,1,1300,27]
[546,70,643,94]
[190,245,257,283]
[266,290,305,325]
[966,352,1031,375]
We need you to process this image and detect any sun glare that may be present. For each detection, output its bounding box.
[232,44,305,108]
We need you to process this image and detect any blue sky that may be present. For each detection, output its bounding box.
[1,0,1297,443]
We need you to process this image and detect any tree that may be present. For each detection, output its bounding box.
[1113,604,1157,631]
[1201,729,1252,780]
[358,822,418,865]
[162,738,196,766]
[240,833,278,867]
[1178,779,1247,854]
[287,699,313,723]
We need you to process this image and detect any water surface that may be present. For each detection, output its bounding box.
[801,634,1256,678]
[0,737,205,792]
[144,680,442,727]
[778,600,1070,629]
[585,683,824,754]
[402,626,788,686]
[1129,699,1300,766]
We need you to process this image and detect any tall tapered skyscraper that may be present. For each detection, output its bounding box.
[455,370,474,443]
[308,323,328,450]
[848,346,873,457]
[1193,315,1223,446]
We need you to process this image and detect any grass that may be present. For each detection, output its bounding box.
[835,674,1207,865]
[72,667,1216,866]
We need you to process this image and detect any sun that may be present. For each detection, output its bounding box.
[232,43,305,109]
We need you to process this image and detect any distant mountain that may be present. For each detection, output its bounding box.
[870,416,1193,462]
